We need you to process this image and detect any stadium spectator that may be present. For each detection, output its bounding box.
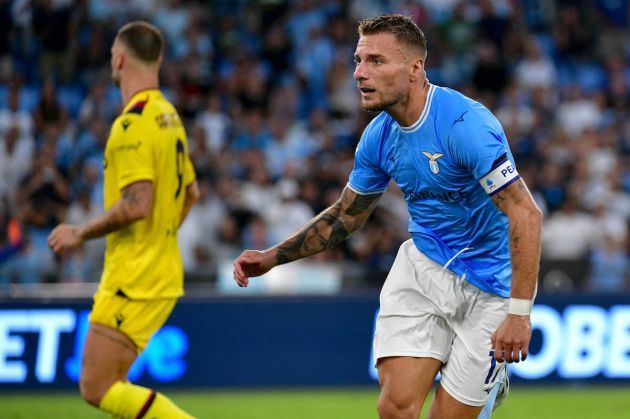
[75,21,116,86]
[514,37,556,90]
[32,0,76,83]
[0,86,34,138]
[0,0,13,82]
[196,93,230,154]
[471,39,508,97]
[0,214,23,289]
[178,178,228,277]
[265,178,314,243]
[541,196,594,261]
[16,142,68,231]
[553,3,593,60]
[77,78,118,129]
[59,186,105,282]
[232,107,271,152]
[0,124,33,205]
[33,79,69,138]
[587,233,630,292]
[556,85,603,137]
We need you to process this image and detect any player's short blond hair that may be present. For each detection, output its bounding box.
[117,21,164,63]
[358,14,427,59]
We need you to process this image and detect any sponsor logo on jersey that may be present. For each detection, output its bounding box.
[115,141,142,152]
[404,189,468,202]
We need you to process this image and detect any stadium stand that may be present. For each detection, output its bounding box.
[0,0,629,293]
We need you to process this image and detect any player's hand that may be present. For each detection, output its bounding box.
[233,250,276,287]
[48,224,84,254]
[491,314,532,363]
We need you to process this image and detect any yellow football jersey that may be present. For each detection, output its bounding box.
[99,89,195,299]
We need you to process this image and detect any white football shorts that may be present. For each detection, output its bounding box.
[373,239,508,406]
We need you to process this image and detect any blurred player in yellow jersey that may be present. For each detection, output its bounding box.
[48,21,198,419]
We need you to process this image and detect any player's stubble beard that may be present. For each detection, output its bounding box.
[360,94,399,113]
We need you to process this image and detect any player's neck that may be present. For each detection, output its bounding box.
[388,79,430,127]
[120,73,160,109]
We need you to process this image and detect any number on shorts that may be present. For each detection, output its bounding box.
[485,351,497,384]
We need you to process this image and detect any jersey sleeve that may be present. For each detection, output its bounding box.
[447,107,520,196]
[110,117,156,190]
[347,117,391,194]
[446,108,511,180]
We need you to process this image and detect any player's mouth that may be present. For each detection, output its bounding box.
[359,86,376,96]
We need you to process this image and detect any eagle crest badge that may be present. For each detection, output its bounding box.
[422,152,444,174]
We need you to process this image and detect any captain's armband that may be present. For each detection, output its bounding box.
[479,155,520,196]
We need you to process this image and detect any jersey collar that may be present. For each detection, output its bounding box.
[122,88,160,114]
[399,83,436,133]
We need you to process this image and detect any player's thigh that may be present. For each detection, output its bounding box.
[80,323,137,402]
[428,384,482,419]
[377,356,442,410]
[375,240,454,362]
[438,291,508,408]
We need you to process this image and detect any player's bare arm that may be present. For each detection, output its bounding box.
[275,186,382,263]
[491,179,542,300]
[233,186,382,287]
[179,180,199,227]
[490,178,542,363]
[48,180,154,253]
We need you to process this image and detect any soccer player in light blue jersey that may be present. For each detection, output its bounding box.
[234,14,542,419]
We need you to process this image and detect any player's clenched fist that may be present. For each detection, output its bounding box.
[48,224,83,254]
[233,250,276,287]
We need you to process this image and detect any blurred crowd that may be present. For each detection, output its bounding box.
[1,0,630,292]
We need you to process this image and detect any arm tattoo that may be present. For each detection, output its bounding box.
[122,185,141,207]
[275,189,382,265]
[276,204,348,265]
[81,181,153,240]
[510,219,521,272]
[345,193,381,216]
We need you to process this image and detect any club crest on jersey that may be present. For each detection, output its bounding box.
[422,152,444,174]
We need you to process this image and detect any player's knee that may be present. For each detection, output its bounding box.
[79,375,110,407]
[377,392,420,419]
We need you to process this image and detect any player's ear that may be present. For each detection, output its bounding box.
[118,53,126,70]
[409,57,424,82]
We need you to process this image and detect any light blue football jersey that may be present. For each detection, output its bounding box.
[348,84,519,297]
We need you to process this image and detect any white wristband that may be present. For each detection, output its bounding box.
[508,298,532,316]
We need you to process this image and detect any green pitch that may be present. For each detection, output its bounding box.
[1,386,628,418]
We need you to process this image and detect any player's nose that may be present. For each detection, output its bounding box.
[354,63,367,81]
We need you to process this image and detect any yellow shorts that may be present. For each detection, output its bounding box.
[89,292,177,352]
